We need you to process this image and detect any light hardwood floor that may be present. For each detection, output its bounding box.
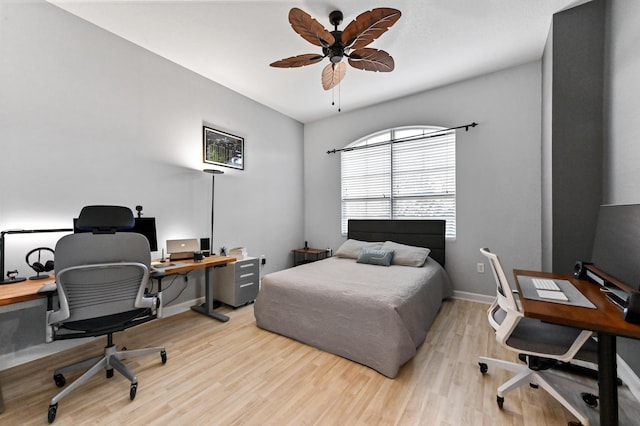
[0,299,636,425]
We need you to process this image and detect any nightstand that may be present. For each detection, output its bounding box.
[292,248,329,266]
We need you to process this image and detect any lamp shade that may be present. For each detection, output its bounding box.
[203,169,224,175]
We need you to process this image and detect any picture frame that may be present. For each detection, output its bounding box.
[202,126,244,170]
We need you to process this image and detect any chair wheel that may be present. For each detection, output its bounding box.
[529,383,539,389]
[130,383,137,400]
[161,350,167,364]
[48,403,58,423]
[581,392,598,408]
[478,362,488,374]
[53,373,66,388]
[106,368,114,379]
[497,395,504,409]
[568,422,583,426]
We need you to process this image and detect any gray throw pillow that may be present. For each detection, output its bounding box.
[356,248,395,266]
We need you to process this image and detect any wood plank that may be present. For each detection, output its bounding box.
[0,279,49,306]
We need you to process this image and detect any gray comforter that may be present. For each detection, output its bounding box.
[254,256,453,378]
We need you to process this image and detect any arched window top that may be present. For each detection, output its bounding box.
[346,125,447,149]
[341,124,456,239]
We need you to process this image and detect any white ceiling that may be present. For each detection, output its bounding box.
[47,0,587,123]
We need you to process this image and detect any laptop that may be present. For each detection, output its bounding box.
[166,238,199,261]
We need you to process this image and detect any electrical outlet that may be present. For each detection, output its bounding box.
[261,255,266,265]
[477,263,485,273]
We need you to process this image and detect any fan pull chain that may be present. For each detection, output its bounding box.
[330,84,341,112]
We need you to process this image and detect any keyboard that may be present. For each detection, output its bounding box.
[152,262,177,269]
[532,278,561,291]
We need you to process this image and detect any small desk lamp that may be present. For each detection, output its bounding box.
[203,169,223,255]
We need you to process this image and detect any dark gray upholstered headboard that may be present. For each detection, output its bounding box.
[347,219,446,267]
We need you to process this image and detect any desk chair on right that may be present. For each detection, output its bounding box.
[478,248,598,426]
[45,206,167,423]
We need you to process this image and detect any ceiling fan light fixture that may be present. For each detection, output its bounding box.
[330,47,344,63]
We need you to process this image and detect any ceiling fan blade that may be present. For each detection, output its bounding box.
[289,8,335,48]
[348,48,395,72]
[270,53,324,68]
[342,8,401,49]
[322,62,346,90]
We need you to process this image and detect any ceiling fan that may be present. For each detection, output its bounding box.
[270,7,402,91]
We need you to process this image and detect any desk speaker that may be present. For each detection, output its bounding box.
[200,238,210,257]
[624,291,640,324]
[573,260,592,280]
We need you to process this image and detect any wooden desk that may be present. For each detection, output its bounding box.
[0,278,52,307]
[0,255,235,309]
[0,278,55,414]
[514,269,640,426]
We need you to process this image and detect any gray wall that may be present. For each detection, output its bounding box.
[604,1,640,203]
[603,0,640,377]
[303,62,543,297]
[545,0,605,275]
[0,1,303,354]
[543,0,640,381]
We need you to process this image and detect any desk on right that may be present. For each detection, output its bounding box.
[514,269,640,426]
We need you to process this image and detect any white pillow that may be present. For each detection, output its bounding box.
[334,239,383,259]
[381,241,431,267]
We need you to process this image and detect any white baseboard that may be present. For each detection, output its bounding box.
[0,337,95,371]
[159,297,204,318]
[452,290,494,305]
[0,297,204,371]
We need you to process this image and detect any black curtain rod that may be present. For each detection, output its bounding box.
[326,122,478,154]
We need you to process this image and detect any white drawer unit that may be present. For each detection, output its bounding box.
[211,257,259,307]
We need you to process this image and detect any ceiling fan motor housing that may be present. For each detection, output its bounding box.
[325,30,345,63]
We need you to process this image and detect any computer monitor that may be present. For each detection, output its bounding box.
[73,217,158,252]
[591,204,640,290]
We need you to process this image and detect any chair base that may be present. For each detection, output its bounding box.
[48,340,166,423]
[479,356,598,426]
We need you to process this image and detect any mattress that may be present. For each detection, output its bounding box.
[254,256,452,378]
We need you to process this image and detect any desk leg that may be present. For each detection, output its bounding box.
[191,265,229,322]
[598,332,618,426]
[0,380,4,413]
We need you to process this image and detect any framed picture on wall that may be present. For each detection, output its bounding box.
[202,126,244,170]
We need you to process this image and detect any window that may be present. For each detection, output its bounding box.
[341,126,456,239]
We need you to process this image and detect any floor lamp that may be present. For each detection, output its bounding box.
[203,169,223,255]
[192,169,228,322]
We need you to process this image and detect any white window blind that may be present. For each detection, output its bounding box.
[341,126,456,239]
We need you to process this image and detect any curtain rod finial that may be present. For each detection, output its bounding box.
[464,122,479,131]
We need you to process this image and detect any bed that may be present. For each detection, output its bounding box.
[254,220,453,378]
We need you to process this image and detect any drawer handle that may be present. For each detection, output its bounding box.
[239,263,256,269]
[240,282,255,288]
[239,273,255,279]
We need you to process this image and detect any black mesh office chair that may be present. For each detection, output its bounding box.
[45,206,166,423]
[478,248,598,426]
